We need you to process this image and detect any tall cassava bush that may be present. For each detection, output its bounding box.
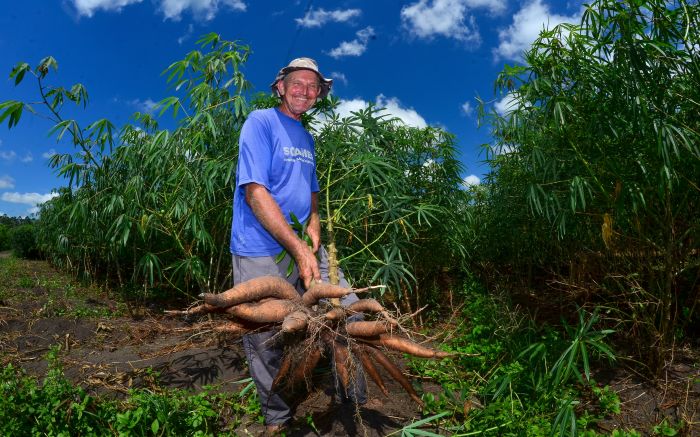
[476,0,700,371]
[311,102,471,310]
[1,33,469,303]
[17,34,252,295]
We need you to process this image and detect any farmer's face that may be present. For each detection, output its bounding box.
[277,70,321,120]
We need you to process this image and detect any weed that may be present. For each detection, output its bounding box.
[305,412,320,434]
[17,276,35,288]
[0,346,252,436]
[409,284,619,435]
[69,304,115,319]
[652,419,682,436]
[591,383,621,415]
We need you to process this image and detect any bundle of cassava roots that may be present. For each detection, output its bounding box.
[167,276,451,406]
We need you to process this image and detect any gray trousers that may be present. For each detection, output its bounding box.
[233,246,367,425]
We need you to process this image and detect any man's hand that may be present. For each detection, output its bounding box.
[293,243,321,289]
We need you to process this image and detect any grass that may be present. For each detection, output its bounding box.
[0,346,262,436]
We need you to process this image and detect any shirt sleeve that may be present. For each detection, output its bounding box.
[237,113,271,189]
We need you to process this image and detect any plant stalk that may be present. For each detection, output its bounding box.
[325,160,341,306]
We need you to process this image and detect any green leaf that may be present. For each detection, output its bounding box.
[10,62,30,85]
[274,249,287,264]
[68,83,89,107]
[286,257,294,278]
[37,56,58,78]
[399,412,449,437]
[47,119,79,143]
[0,101,24,128]
[157,96,181,117]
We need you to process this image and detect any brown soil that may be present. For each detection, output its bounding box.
[1,258,698,436]
[0,259,442,436]
[593,354,700,436]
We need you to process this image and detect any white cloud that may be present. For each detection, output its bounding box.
[71,0,246,21]
[464,0,506,12]
[159,0,246,21]
[331,98,368,119]
[494,92,518,115]
[72,0,143,17]
[330,72,348,86]
[401,0,503,44]
[375,95,428,128]
[1,192,59,206]
[461,101,474,116]
[177,23,194,45]
[462,174,481,186]
[329,95,428,128]
[0,151,16,161]
[328,26,375,58]
[0,176,15,189]
[494,0,582,61]
[296,8,361,28]
[21,153,33,163]
[42,149,58,159]
[130,98,158,113]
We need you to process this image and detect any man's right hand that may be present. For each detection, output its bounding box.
[293,243,321,289]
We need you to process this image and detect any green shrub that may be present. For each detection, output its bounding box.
[0,224,10,251]
[10,223,40,259]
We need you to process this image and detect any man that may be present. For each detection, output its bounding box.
[230,58,366,434]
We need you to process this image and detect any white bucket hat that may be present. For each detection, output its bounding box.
[270,57,332,99]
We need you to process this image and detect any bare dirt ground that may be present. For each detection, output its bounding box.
[593,352,700,436]
[0,258,441,436]
[1,257,698,436]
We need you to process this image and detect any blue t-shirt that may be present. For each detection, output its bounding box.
[230,108,320,256]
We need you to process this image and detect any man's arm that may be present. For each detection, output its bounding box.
[245,183,321,288]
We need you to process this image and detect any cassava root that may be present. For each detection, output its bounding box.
[170,276,451,406]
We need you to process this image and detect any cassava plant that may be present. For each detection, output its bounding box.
[310,101,469,312]
[1,33,251,299]
[2,34,469,307]
[476,0,700,371]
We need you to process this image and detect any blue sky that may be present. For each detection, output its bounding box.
[0,0,584,217]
